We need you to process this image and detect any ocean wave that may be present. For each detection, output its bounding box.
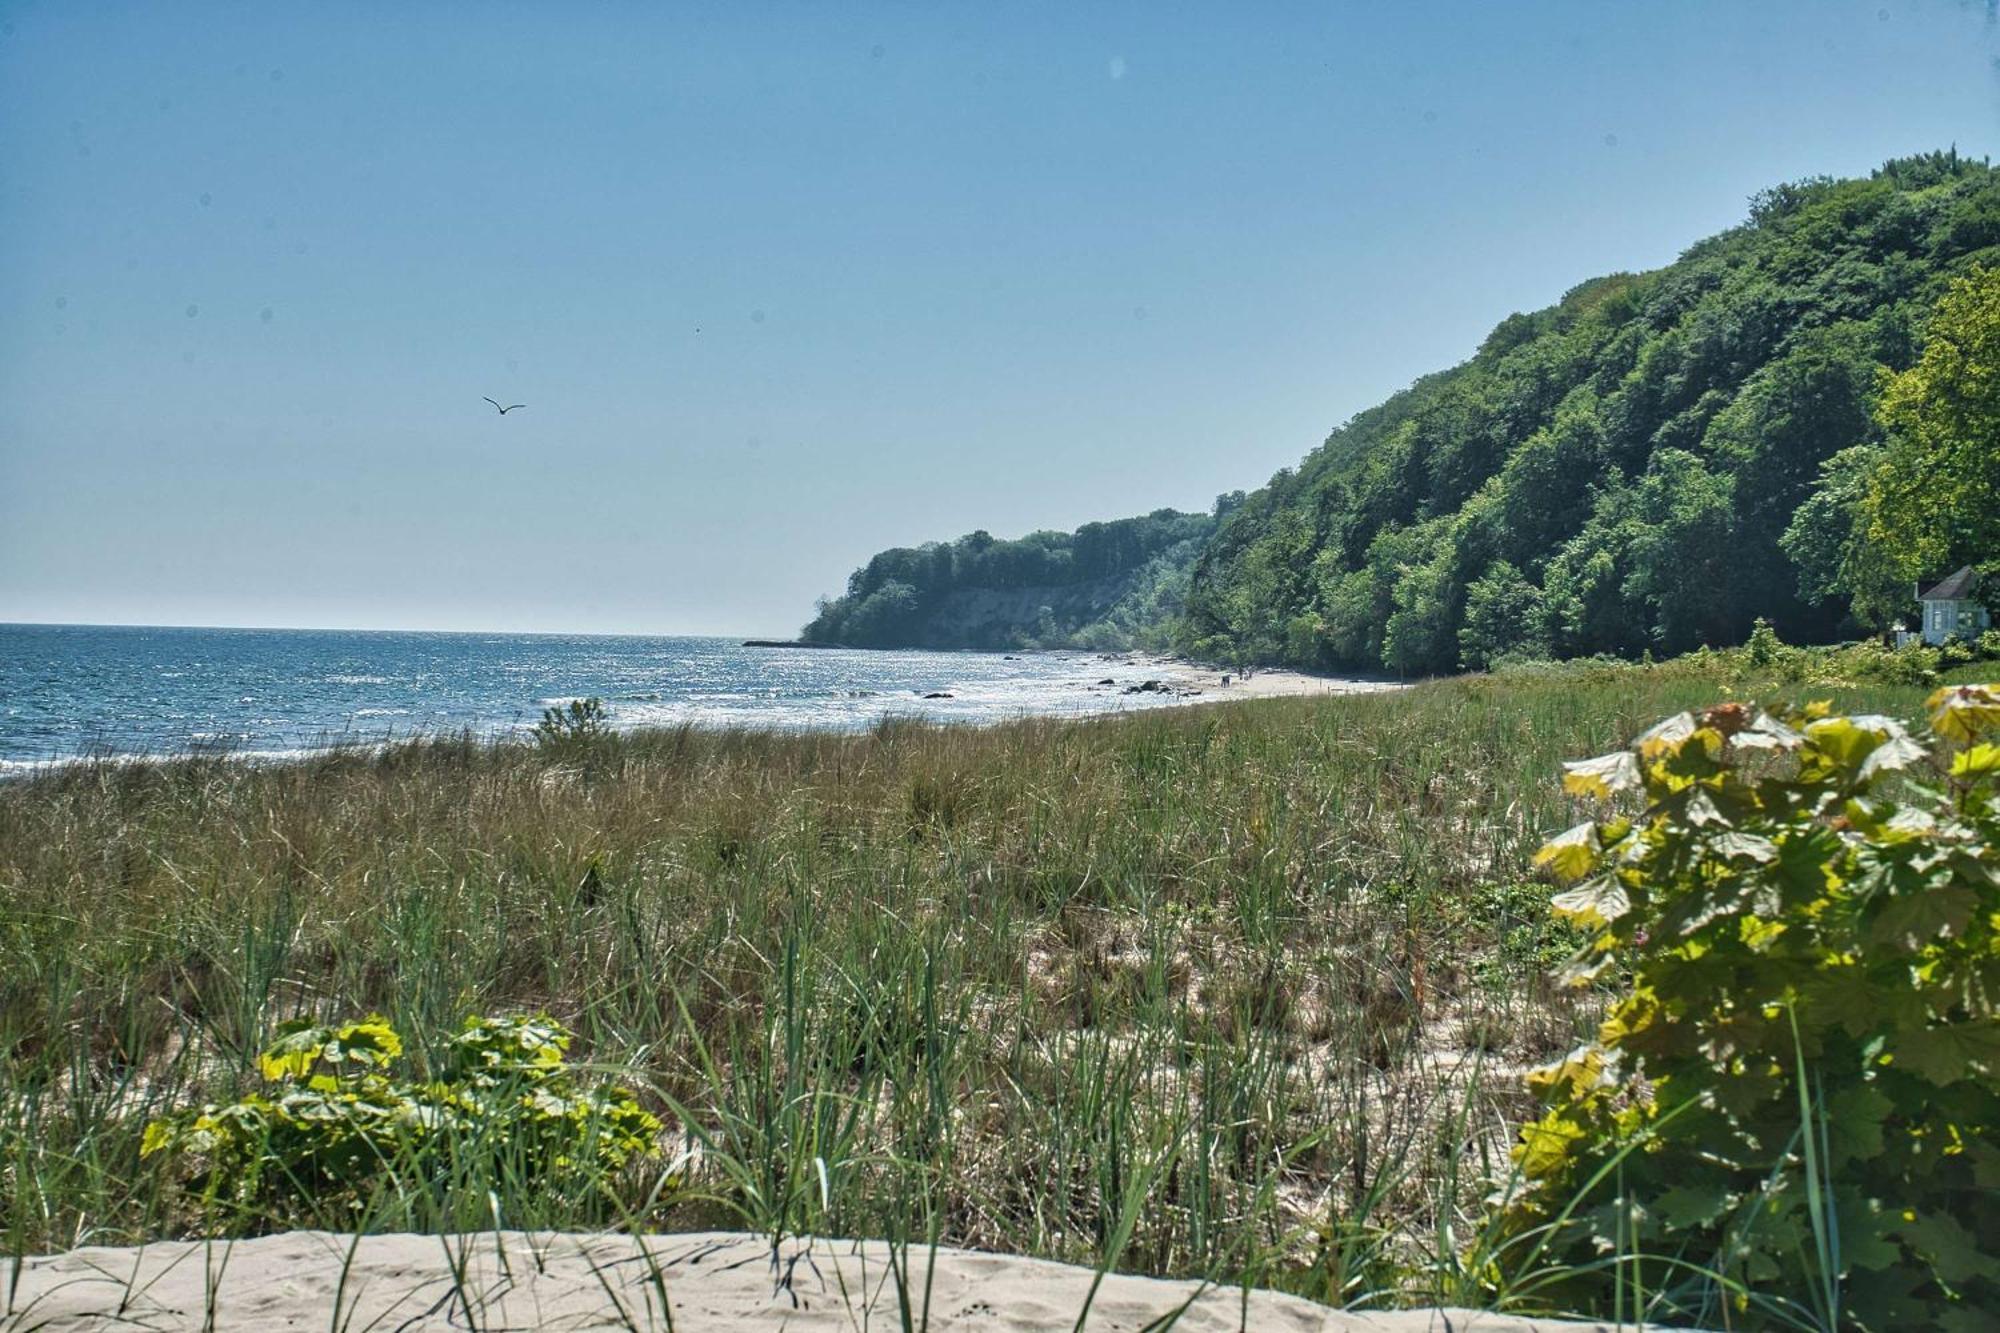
[325,674,391,685]
[0,744,338,780]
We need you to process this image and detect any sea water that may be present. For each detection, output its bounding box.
[0,624,1205,769]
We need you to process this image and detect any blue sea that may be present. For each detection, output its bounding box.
[0,624,1205,770]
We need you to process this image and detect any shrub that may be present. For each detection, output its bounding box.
[1743,616,1785,668]
[141,1014,660,1225]
[535,696,610,746]
[1499,687,2000,1329]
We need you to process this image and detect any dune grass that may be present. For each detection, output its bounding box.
[0,662,1930,1310]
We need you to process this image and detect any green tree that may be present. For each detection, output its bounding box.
[1782,445,1908,631]
[1866,267,2000,580]
[1625,450,1741,652]
[1459,560,1545,669]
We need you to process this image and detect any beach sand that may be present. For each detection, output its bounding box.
[1079,652,1404,706]
[5,1229,1630,1331]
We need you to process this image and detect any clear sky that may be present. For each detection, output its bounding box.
[2,1,1996,636]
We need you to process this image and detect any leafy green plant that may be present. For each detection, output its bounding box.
[141,1014,659,1224]
[1743,617,1787,670]
[536,696,610,746]
[1501,686,2000,1329]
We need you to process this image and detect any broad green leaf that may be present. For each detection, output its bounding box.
[1515,1110,1586,1179]
[1835,1191,1904,1271]
[139,1119,175,1158]
[1800,968,1888,1038]
[1685,788,1729,827]
[1969,1139,2000,1189]
[1927,684,2000,743]
[1709,831,1777,863]
[1551,874,1630,925]
[1893,1021,2000,1085]
[1534,821,1601,881]
[259,1022,333,1082]
[1870,883,1976,951]
[1561,749,1641,800]
[1859,733,1928,782]
[1898,1211,1997,1285]
[1653,1181,1732,1229]
[1733,712,1805,752]
[1635,711,1696,758]
[1824,1083,1893,1165]
[1807,715,1906,775]
[324,1016,403,1069]
[1949,741,2000,779]
[1524,1044,1610,1097]
[1554,945,1615,988]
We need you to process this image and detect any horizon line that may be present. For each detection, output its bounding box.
[0,619,789,641]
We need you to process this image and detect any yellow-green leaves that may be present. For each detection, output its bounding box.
[1709,831,1778,863]
[1526,1043,1613,1099]
[1516,1109,1587,1180]
[1535,821,1602,880]
[1562,749,1641,800]
[1636,711,1697,758]
[1732,712,1806,753]
[143,1012,660,1220]
[139,1118,176,1158]
[1929,684,2000,745]
[1804,714,1922,782]
[1551,875,1631,925]
[1949,742,2000,780]
[1507,693,2000,1320]
[256,1015,402,1082]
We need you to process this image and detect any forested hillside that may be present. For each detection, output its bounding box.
[801,507,1220,649]
[807,152,2000,668]
[1180,151,2000,673]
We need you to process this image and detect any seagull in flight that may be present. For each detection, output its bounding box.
[483,396,525,415]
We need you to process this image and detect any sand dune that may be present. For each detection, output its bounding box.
[7,1230,1631,1331]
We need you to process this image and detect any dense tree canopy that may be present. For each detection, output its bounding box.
[1180,151,1999,672]
[801,507,1217,649]
[1862,266,2000,584]
[807,153,2000,669]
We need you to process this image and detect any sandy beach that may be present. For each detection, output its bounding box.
[1075,652,1405,706]
[4,1230,1630,1332]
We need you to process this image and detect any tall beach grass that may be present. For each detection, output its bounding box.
[0,662,1929,1310]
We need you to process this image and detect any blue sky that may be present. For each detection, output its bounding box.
[2,1,1996,635]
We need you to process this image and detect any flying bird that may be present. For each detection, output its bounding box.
[483,396,525,414]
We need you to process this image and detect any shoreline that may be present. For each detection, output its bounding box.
[0,649,1404,778]
[1086,651,1404,703]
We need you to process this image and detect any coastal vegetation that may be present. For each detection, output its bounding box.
[801,506,1216,650]
[808,153,2000,672]
[1512,685,2000,1329]
[4,650,1986,1323]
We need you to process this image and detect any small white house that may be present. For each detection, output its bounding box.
[1915,565,1991,646]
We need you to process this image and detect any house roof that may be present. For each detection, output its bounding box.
[1919,565,1981,602]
